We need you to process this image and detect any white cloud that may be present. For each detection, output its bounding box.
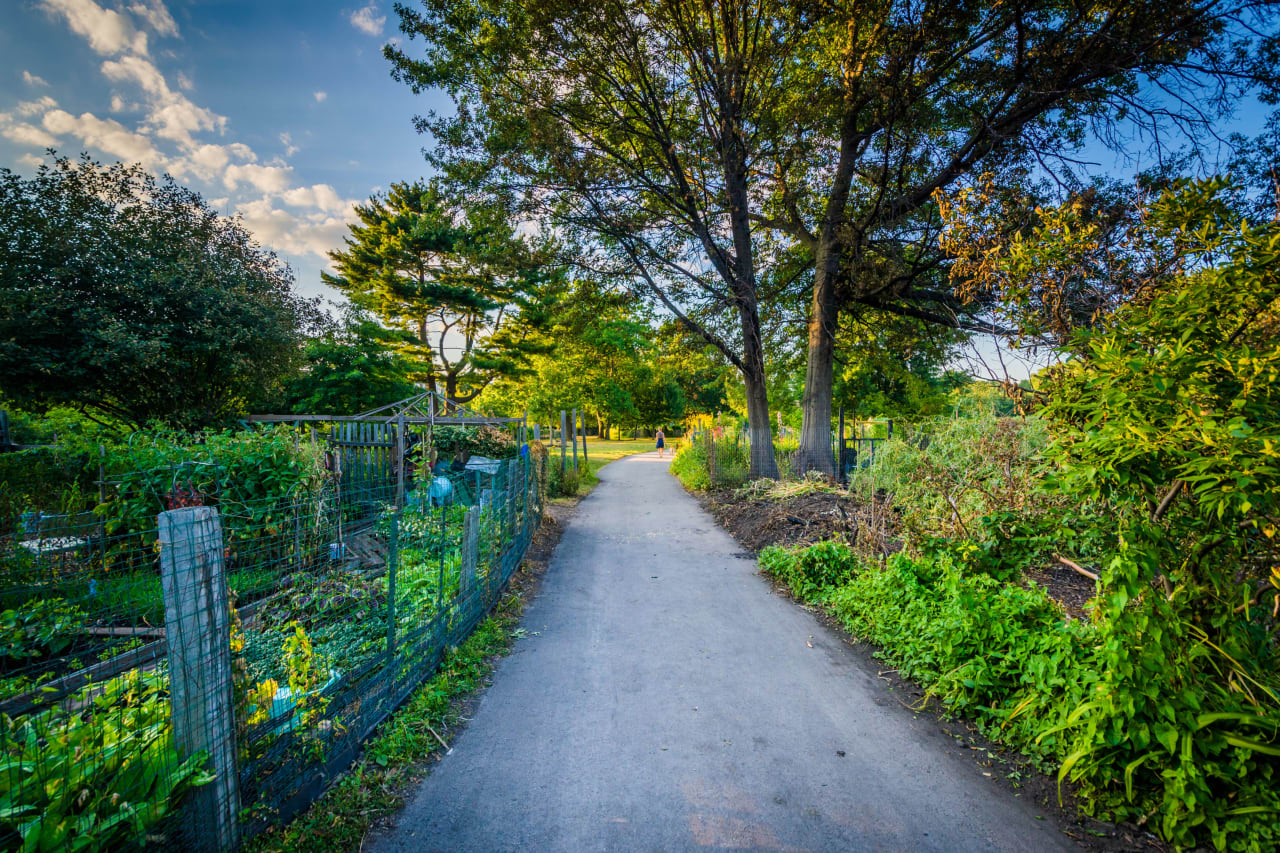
[237,196,357,258]
[101,55,226,147]
[224,162,293,193]
[38,0,148,56]
[0,112,60,148]
[313,90,327,103]
[349,2,385,36]
[176,70,193,91]
[42,109,167,167]
[15,96,59,118]
[127,0,179,37]
[280,184,352,214]
[18,153,47,169]
[279,131,299,157]
[22,71,49,87]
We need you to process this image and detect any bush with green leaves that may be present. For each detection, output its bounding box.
[430,425,517,460]
[759,541,860,603]
[0,670,212,851]
[0,597,85,664]
[670,435,748,491]
[547,464,580,497]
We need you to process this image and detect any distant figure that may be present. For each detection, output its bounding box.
[655,428,666,458]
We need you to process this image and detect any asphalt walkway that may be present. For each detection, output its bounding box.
[370,452,1072,852]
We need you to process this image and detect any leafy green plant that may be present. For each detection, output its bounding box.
[547,464,580,497]
[760,542,860,603]
[0,597,86,663]
[0,671,212,851]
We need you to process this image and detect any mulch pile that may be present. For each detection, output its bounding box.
[698,489,901,555]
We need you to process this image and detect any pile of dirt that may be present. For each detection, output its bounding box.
[1025,562,1099,621]
[699,489,897,554]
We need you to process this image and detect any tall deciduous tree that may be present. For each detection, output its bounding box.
[0,155,318,428]
[324,181,559,405]
[779,0,1280,473]
[387,0,799,477]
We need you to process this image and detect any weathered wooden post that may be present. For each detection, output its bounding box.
[559,410,567,472]
[579,410,589,469]
[534,423,541,441]
[460,506,479,599]
[571,408,579,472]
[158,507,239,853]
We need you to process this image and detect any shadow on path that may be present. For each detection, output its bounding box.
[370,452,1072,852]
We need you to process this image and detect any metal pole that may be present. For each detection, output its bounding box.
[837,405,845,483]
[395,414,407,508]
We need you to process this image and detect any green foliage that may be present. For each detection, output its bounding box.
[759,541,859,603]
[847,412,1055,564]
[430,425,517,460]
[547,464,580,498]
[0,671,212,851]
[324,180,558,404]
[670,436,748,492]
[0,156,318,428]
[1028,180,1280,851]
[285,308,418,415]
[0,597,85,662]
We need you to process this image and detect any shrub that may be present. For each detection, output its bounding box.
[548,464,580,497]
[670,435,748,491]
[759,542,860,603]
[431,425,517,460]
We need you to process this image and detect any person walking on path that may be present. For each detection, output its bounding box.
[655,428,666,458]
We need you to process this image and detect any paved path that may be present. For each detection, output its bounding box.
[371,453,1071,853]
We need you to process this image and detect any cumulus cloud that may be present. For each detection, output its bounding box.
[38,0,148,56]
[42,109,166,167]
[279,184,352,215]
[18,153,47,169]
[0,112,60,148]
[128,0,179,37]
[15,96,59,118]
[22,71,49,87]
[23,0,355,264]
[237,196,358,258]
[349,2,385,36]
[101,55,226,147]
[224,162,293,194]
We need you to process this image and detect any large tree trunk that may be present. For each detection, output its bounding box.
[795,251,838,476]
[739,301,779,479]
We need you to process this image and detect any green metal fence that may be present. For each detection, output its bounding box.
[0,446,545,852]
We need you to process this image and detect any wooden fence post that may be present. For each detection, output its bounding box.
[560,410,567,472]
[158,507,239,853]
[460,506,479,598]
[579,410,589,468]
[534,423,541,441]
[571,408,579,472]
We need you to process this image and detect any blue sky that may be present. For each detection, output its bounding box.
[0,0,452,302]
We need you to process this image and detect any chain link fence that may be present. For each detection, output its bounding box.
[0,441,547,852]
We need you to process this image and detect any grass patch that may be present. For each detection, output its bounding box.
[244,587,528,853]
[549,438,655,501]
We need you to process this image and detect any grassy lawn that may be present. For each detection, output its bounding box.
[546,437,663,498]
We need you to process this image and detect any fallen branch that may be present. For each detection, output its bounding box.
[1054,554,1100,582]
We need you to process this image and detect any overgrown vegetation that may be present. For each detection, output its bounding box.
[755,182,1280,851]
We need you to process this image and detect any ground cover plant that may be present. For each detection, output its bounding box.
[751,182,1280,851]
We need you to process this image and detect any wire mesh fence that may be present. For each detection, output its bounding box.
[0,439,547,852]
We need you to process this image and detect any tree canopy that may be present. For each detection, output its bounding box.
[323,181,560,405]
[0,155,319,428]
